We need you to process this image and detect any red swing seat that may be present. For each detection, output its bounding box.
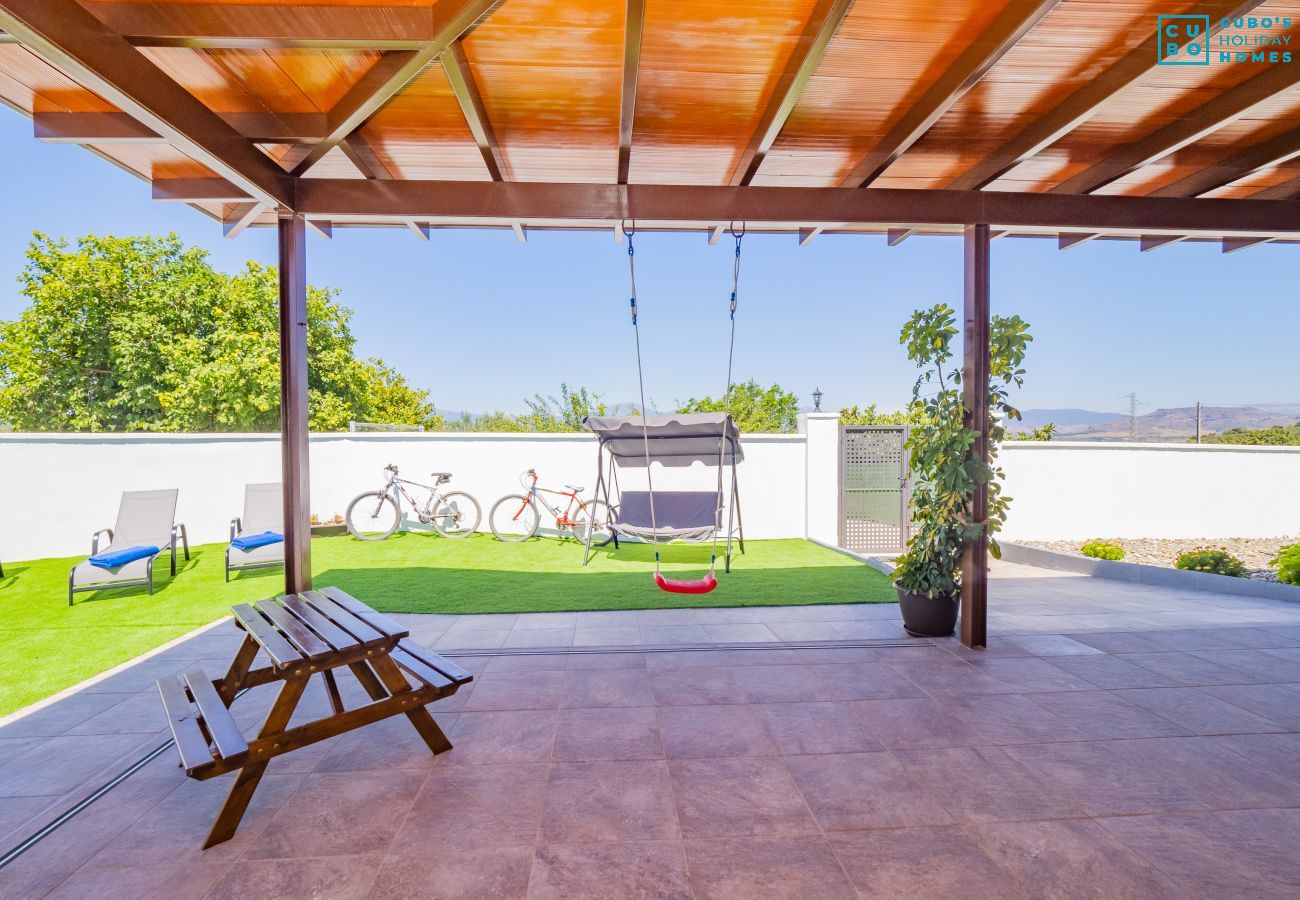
[654,571,718,594]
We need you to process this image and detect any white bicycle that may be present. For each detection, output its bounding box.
[345,464,481,540]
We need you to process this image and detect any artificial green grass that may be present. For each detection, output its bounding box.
[0,534,892,716]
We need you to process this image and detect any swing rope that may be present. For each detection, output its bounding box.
[626,222,743,594]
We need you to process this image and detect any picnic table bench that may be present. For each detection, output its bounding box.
[155,586,472,848]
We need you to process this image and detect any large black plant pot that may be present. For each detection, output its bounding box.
[896,586,958,637]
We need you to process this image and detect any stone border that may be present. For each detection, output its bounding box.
[1000,540,1300,602]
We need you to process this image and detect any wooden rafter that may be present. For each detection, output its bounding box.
[1052,63,1300,195]
[948,0,1268,191]
[729,0,855,186]
[35,110,159,143]
[841,0,1062,188]
[289,0,503,177]
[0,0,293,208]
[340,134,395,180]
[442,40,506,181]
[297,180,1300,236]
[153,177,250,202]
[616,0,646,184]
[1152,125,1300,199]
[87,3,434,50]
[1248,175,1300,201]
[222,201,266,238]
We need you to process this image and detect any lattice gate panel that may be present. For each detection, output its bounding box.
[839,426,908,553]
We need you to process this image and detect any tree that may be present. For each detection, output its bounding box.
[839,404,916,426]
[677,380,799,433]
[0,233,439,432]
[1198,422,1300,446]
[518,384,608,432]
[1011,423,1055,441]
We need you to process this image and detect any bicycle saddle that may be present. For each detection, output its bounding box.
[431,471,452,482]
[564,484,584,493]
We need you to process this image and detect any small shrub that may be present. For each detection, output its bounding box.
[1273,544,1300,586]
[1174,547,1247,578]
[1080,540,1125,561]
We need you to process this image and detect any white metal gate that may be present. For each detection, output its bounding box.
[839,426,909,553]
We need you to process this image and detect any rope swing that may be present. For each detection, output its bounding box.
[626,223,744,595]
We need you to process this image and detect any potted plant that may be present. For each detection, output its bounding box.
[891,304,1030,636]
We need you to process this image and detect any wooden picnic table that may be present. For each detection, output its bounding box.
[156,586,472,848]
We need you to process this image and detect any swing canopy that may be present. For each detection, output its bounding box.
[581,414,743,468]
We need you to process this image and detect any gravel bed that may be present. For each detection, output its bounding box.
[1020,536,1298,582]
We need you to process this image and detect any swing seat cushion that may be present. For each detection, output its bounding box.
[613,491,721,543]
[655,572,718,594]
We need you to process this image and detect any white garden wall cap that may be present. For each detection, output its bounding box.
[0,430,804,443]
[1004,440,1300,455]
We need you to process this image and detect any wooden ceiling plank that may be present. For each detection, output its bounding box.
[617,0,646,184]
[34,110,160,143]
[153,177,250,202]
[730,0,855,186]
[91,3,432,51]
[222,201,266,238]
[0,0,293,207]
[842,0,1062,188]
[289,0,504,178]
[1053,64,1300,195]
[442,40,505,181]
[949,0,1269,191]
[297,180,1300,236]
[1152,124,1300,199]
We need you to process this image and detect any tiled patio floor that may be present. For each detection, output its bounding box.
[3,561,1300,898]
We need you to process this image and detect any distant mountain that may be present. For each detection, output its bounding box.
[1016,408,1122,430]
[1051,406,1300,442]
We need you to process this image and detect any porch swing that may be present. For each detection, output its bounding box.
[580,224,746,594]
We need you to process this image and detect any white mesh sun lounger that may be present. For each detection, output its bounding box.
[226,482,285,581]
[68,489,189,605]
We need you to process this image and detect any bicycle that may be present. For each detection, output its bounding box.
[489,469,614,545]
[345,464,481,540]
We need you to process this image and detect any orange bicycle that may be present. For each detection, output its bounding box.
[489,469,613,544]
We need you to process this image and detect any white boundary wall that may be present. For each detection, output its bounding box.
[0,432,805,561]
[1,432,1297,561]
[998,442,1300,541]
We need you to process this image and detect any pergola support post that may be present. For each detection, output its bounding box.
[278,211,312,593]
[960,223,990,649]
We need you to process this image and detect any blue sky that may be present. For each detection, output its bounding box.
[1,106,1295,416]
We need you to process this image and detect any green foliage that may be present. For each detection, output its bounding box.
[678,379,799,433]
[1199,422,1300,446]
[518,383,608,432]
[1012,423,1055,441]
[1270,544,1300,586]
[1174,547,1247,578]
[838,404,917,426]
[891,304,1032,599]
[1080,539,1125,561]
[0,233,439,432]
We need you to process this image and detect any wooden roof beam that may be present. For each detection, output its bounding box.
[290,0,504,177]
[1152,124,1300,199]
[0,0,293,208]
[339,133,394,180]
[842,0,1061,188]
[1249,175,1300,201]
[153,177,250,202]
[948,0,1267,191]
[730,0,855,186]
[1053,63,1300,195]
[88,3,435,50]
[616,0,646,184]
[442,40,506,181]
[297,180,1300,236]
[34,110,159,143]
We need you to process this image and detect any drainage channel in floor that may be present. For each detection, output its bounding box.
[0,637,931,869]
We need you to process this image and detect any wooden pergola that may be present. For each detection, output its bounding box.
[2,0,1298,647]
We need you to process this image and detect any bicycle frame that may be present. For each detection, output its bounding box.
[511,471,586,531]
[378,469,449,526]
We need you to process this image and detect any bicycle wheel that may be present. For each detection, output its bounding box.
[489,494,540,542]
[430,491,481,538]
[345,490,400,540]
[573,498,615,547]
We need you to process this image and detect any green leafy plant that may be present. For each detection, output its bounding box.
[1174,547,1247,578]
[1271,544,1300,586]
[1080,539,1125,561]
[677,380,799,433]
[1012,423,1055,441]
[839,404,917,426]
[891,304,1031,599]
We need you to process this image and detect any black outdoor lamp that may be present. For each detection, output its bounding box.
[812,387,823,412]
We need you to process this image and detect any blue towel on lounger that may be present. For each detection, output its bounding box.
[88,545,159,569]
[231,530,283,551]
